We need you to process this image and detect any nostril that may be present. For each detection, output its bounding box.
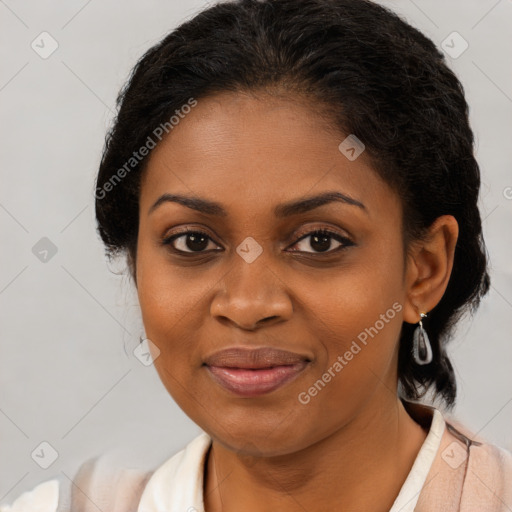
[259,316,278,324]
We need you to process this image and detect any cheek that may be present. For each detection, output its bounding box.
[135,241,221,405]
[136,267,203,411]
[135,225,210,335]
[299,241,405,394]
[309,236,404,342]
[137,260,209,356]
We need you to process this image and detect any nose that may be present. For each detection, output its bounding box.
[210,255,293,331]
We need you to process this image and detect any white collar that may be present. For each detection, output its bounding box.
[389,407,445,512]
[138,408,445,512]
[138,432,210,512]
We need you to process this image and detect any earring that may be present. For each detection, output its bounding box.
[412,312,433,365]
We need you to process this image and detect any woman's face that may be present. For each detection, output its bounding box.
[136,91,413,456]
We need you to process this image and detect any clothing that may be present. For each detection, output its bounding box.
[1,400,511,511]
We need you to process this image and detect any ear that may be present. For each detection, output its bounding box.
[402,215,459,324]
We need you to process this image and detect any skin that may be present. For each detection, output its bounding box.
[134,90,459,512]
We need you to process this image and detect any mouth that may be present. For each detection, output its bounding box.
[203,347,310,397]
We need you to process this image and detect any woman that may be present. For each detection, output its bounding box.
[2,0,511,510]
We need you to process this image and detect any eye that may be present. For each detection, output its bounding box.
[161,227,354,256]
[162,229,221,254]
[287,228,354,254]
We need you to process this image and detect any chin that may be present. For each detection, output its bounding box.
[198,408,319,457]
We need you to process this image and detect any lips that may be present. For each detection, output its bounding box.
[204,347,310,397]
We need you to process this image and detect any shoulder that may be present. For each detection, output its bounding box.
[450,420,512,509]
[70,451,154,511]
[1,434,211,512]
[438,417,512,510]
[0,479,59,512]
[445,417,512,470]
[412,402,512,512]
[0,453,154,512]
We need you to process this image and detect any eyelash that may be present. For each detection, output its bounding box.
[161,227,355,256]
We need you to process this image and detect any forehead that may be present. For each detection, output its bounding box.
[140,91,400,221]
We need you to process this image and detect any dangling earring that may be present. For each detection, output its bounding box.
[413,312,433,365]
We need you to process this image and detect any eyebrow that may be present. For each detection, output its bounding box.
[148,191,367,217]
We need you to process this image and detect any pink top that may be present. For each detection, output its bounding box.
[1,400,511,511]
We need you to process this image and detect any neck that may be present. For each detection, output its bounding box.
[203,395,428,512]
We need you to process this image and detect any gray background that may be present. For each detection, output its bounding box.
[1,0,511,503]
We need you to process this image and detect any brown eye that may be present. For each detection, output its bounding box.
[162,230,221,254]
[161,227,354,256]
[288,229,354,254]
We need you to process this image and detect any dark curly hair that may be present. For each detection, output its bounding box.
[94,0,490,409]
